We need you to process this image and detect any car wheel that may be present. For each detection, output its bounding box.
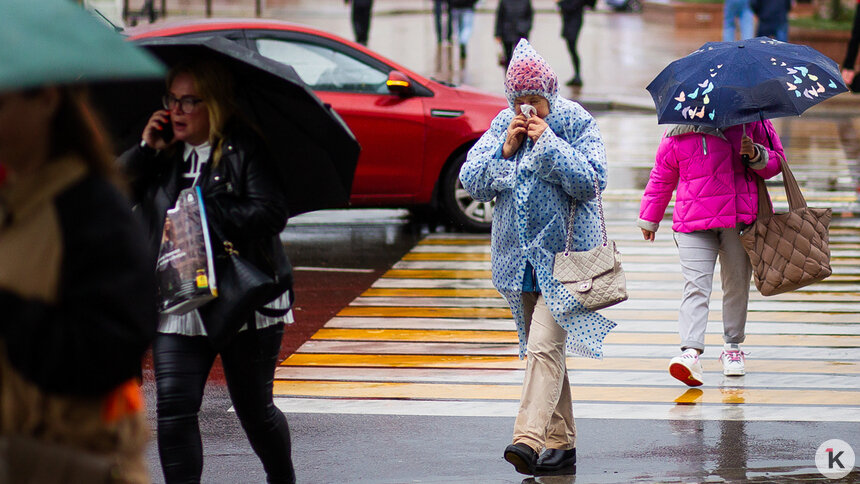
[627,0,642,12]
[439,152,493,232]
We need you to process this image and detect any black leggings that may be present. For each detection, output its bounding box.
[153,324,294,484]
[564,18,583,77]
[351,2,373,45]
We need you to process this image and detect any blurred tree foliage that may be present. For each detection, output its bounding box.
[815,0,855,21]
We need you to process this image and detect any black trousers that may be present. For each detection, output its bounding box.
[153,324,294,484]
[434,0,452,43]
[351,1,374,45]
[562,15,583,77]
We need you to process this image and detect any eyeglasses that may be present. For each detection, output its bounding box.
[162,94,204,114]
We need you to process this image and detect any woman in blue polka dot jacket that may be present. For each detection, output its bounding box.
[460,39,617,476]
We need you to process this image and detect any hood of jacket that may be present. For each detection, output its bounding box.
[504,39,559,111]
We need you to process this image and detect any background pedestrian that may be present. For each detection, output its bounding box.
[841,0,860,92]
[0,84,158,484]
[557,0,596,87]
[460,39,615,476]
[751,0,792,42]
[118,59,296,484]
[433,0,452,45]
[449,0,479,60]
[722,0,755,41]
[495,0,534,69]
[638,122,785,387]
[0,82,158,484]
[0,0,162,481]
[346,0,374,45]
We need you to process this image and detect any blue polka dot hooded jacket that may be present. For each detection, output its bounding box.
[459,39,617,359]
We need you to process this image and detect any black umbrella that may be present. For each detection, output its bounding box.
[646,37,848,128]
[95,36,360,216]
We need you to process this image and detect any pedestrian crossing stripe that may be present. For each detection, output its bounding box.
[362,287,860,302]
[280,354,860,374]
[309,329,860,348]
[272,381,860,406]
[399,252,860,273]
[381,269,860,283]
[337,306,860,323]
[274,227,860,422]
[402,252,860,267]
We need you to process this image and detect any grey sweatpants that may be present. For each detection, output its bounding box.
[673,227,751,353]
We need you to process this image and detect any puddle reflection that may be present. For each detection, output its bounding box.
[522,473,576,484]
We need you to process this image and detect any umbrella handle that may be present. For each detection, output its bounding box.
[741,123,749,165]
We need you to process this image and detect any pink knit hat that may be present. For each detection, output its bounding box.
[504,39,559,110]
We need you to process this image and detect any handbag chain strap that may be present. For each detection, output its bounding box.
[564,175,607,254]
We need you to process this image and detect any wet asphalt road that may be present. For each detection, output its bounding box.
[141,208,860,483]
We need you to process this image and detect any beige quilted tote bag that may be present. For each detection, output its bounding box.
[740,156,831,296]
[553,178,628,310]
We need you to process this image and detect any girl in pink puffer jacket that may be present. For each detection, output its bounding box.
[638,121,784,387]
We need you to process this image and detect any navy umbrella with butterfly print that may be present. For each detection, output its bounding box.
[646,37,848,128]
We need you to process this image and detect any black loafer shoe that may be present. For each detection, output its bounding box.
[504,443,537,475]
[535,447,576,473]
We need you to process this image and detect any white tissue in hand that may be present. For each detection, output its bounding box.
[520,104,536,118]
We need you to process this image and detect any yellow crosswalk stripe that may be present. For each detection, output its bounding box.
[337,306,512,318]
[273,381,859,406]
[401,252,860,266]
[383,269,860,283]
[361,287,860,302]
[362,288,502,298]
[310,328,860,347]
[338,306,860,323]
[384,269,491,279]
[417,239,490,245]
[280,353,860,374]
[403,253,490,261]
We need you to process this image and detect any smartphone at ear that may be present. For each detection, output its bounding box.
[159,119,174,143]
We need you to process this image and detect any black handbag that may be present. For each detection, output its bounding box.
[198,224,288,350]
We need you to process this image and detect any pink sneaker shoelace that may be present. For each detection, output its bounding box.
[720,350,746,362]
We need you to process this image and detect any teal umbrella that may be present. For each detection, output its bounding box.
[0,0,164,93]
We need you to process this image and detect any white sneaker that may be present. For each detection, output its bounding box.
[669,349,704,386]
[720,344,746,376]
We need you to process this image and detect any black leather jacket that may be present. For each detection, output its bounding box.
[118,120,292,309]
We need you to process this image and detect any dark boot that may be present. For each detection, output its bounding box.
[535,447,576,474]
[566,75,583,87]
[504,443,537,475]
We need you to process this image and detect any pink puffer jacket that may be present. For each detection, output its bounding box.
[638,121,784,233]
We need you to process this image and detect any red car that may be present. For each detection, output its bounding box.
[127,19,506,231]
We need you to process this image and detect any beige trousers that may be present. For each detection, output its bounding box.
[512,293,576,453]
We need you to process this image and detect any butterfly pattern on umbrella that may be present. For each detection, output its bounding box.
[673,63,722,122]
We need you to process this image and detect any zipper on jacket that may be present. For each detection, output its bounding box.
[702,135,708,155]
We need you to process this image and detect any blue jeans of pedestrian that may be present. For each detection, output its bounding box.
[723,0,754,42]
[774,25,788,42]
[450,7,475,47]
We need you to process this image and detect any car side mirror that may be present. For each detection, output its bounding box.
[386,70,414,97]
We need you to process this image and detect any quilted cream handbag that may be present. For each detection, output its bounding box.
[553,178,628,310]
[740,156,831,296]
